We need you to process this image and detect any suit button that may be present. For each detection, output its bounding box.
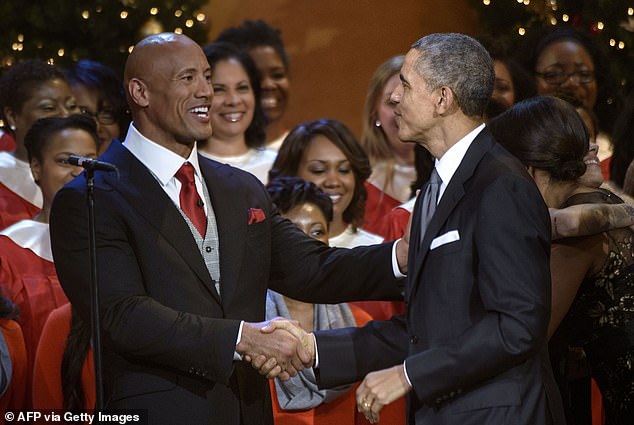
[409,335,419,344]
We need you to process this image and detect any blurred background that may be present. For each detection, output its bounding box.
[1,0,632,136]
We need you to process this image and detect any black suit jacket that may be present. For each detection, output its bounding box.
[316,128,566,425]
[50,141,402,425]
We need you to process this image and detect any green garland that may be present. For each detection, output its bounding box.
[0,0,209,73]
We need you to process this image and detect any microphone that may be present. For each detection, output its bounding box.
[68,155,118,172]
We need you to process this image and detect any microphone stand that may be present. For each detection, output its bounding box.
[85,164,104,413]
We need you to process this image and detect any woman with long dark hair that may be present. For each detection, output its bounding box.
[198,41,274,184]
[270,119,380,246]
[216,19,291,149]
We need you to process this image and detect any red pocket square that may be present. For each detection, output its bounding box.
[248,208,266,224]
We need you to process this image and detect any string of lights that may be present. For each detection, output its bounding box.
[470,0,633,89]
[0,0,209,73]
[470,0,633,133]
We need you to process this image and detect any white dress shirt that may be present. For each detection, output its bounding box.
[434,123,485,204]
[122,124,207,215]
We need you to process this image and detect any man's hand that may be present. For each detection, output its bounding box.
[260,319,315,367]
[237,318,311,380]
[356,365,412,424]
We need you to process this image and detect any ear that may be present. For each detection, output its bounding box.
[3,107,17,130]
[128,78,149,108]
[436,86,456,115]
[526,165,545,183]
[30,158,42,185]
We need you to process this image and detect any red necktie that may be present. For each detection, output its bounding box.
[175,163,207,237]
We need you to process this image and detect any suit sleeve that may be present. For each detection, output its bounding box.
[267,210,403,305]
[314,316,410,388]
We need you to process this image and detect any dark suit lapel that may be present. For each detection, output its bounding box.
[100,142,220,303]
[198,157,246,307]
[410,128,496,289]
[405,192,424,302]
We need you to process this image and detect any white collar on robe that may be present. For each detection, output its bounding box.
[0,152,43,208]
[398,196,417,213]
[0,219,52,262]
[328,225,384,248]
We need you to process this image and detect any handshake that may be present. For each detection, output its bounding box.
[236,318,316,380]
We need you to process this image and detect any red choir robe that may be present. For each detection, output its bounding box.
[0,319,27,416]
[0,130,16,152]
[363,162,416,238]
[0,220,68,407]
[32,303,95,411]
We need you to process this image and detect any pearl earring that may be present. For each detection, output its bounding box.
[375,120,381,127]
[10,125,16,131]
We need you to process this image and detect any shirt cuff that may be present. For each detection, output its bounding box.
[403,359,413,388]
[392,239,407,278]
[313,335,320,369]
[234,320,244,361]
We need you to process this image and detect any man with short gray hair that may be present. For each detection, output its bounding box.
[298,33,566,425]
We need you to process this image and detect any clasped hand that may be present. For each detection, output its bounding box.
[237,318,315,380]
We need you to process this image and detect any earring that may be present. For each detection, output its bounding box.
[375,120,381,127]
[9,125,16,131]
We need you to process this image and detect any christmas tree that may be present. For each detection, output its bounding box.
[469,0,634,131]
[0,0,209,74]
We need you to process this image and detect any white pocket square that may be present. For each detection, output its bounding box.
[430,230,460,250]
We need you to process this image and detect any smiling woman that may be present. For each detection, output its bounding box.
[269,119,382,246]
[0,59,80,230]
[198,41,275,184]
[215,19,291,150]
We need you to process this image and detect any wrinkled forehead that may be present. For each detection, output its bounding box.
[400,49,427,83]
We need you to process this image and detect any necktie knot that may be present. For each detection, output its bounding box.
[176,162,196,185]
